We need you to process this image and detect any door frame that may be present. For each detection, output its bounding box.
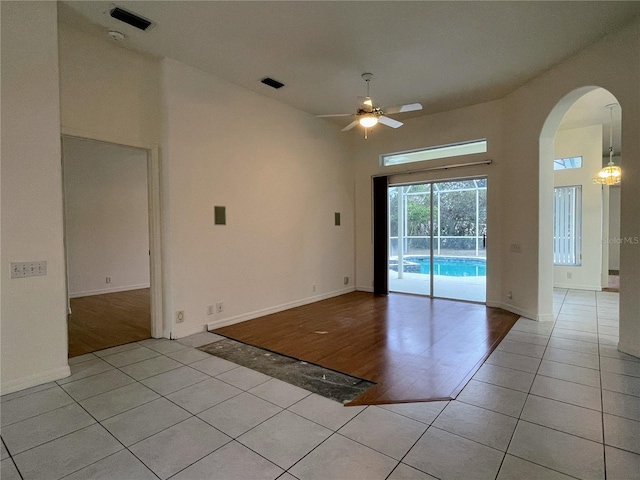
[61,128,164,338]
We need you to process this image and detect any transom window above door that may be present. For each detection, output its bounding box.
[381,139,487,167]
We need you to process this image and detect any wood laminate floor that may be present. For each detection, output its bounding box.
[68,288,151,357]
[214,291,519,405]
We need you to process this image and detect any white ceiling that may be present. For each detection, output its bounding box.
[59,1,632,156]
[59,0,640,126]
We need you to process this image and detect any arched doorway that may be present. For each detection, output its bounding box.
[538,87,621,322]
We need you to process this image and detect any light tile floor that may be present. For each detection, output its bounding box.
[2,292,640,479]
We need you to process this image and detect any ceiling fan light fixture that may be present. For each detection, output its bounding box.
[316,72,421,138]
[359,115,378,128]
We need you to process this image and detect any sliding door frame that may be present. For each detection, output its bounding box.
[384,174,488,303]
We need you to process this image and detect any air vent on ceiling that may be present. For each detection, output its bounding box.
[109,6,153,31]
[261,77,285,90]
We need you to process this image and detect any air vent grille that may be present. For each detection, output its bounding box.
[110,6,153,31]
[261,77,285,89]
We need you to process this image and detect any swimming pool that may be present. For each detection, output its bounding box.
[390,256,486,277]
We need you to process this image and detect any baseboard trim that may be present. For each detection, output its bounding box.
[356,286,373,293]
[206,287,356,331]
[537,312,556,322]
[553,283,602,291]
[1,365,71,396]
[618,340,640,359]
[69,284,150,298]
[486,301,553,322]
[171,323,208,340]
[356,286,374,293]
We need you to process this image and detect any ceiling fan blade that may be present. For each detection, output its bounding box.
[341,120,360,131]
[379,116,403,129]
[316,113,353,118]
[384,103,423,115]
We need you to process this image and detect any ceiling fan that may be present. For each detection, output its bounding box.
[317,73,423,139]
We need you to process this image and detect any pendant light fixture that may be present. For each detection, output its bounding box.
[593,104,621,185]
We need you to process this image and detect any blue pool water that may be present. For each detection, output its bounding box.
[392,257,486,277]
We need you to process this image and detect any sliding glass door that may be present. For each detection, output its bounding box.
[389,178,487,303]
[389,184,432,296]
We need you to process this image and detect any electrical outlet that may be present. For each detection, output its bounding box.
[106,276,112,284]
[216,302,223,313]
[176,310,185,323]
[206,304,214,315]
[567,272,572,279]
[312,284,317,293]
[344,276,349,285]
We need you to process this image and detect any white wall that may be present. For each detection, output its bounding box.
[63,137,150,297]
[1,2,70,393]
[553,125,603,290]
[57,25,355,340]
[58,22,161,145]
[161,58,355,338]
[511,19,639,353]
[608,184,621,271]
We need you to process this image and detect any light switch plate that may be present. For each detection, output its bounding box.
[11,261,47,278]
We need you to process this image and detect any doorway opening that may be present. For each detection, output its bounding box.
[389,177,487,303]
[62,136,160,357]
[539,88,621,319]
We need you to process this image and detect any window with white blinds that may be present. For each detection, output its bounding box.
[553,185,582,266]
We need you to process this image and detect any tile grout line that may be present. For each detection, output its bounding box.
[469,367,606,414]
[596,292,609,480]
[144,356,333,478]
[493,289,597,480]
[495,305,556,479]
[282,405,376,476]
[476,304,630,409]
[63,397,161,480]
[385,414,439,480]
[6,349,226,479]
[1,437,25,480]
[65,350,280,480]
[9,362,154,479]
[225,404,301,465]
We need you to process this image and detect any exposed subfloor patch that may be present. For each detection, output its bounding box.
[198,338,374,404]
